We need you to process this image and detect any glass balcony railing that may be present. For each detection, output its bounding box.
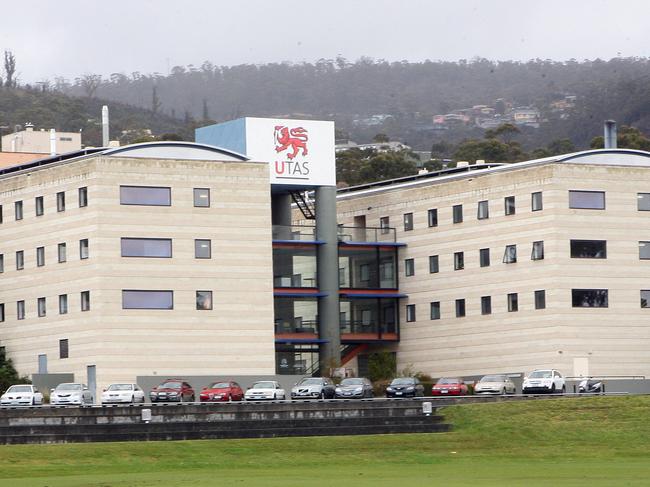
[272,224,318,242]
[337,226,396,243]
[274,319,319,335]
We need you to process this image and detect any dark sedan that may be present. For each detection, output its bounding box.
[385,377,424,398]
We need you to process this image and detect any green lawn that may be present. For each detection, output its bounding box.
[1,396,649,486]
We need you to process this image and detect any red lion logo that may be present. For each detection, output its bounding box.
[274,126,308,160]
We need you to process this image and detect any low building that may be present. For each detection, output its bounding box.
[2,124,82,154]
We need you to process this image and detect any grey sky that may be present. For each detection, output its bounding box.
[2,0,648,83]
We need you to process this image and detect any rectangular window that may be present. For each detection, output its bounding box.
[195,239,211,259]
[508,293,519,312]
[569,190,605,209]
[504,196,516,215]
[80,291,90,311]
[120,186,171,206]
[59,294,68,315]
[36,247,45,267]
[78,187,88,207]
[532,192,543,211]
[406,304,416,322]
[403,213,413,231]
[638,193,650,211]
[379,216,390,234]
[193,188,210,207]
[121,238,173,258]
[15,201,23,220]
[0,205,3,223]
[428,208,438,227]
[477,200,489,220]
[122,290,174,310]
[639,241,650,260]
[58,243,66,263]
[35,196,44,216]
[16,251,24,270]
[429,255,439,273]
[430,301,440,320]
[79,239,89,259]
[479,248,490,267]
[572,289,608,308]
[17,300,25,320]
[453,204,463,224]
[571,240,607,259]
[0,254,3,273]
[56,192,65,212]
[503,245,517,264]
[455,299,466,317]
[59,339,69,359]
[641,290,650,308]
[0,303,4,322]
[454,251,464,270]
[37,297,46,317]
[531,241,544,260]
[481,296,492,315]
[404,258,415,277]
[535,290,546,310]
[196,290,213,310]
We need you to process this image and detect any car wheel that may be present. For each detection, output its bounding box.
[228,394,232,402]
[320,391,325,400]
[190,395,195,402]
[501,388,506,395]
[561,385,566,394]
[550,384,556,394]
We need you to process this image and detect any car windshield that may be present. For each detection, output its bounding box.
[391,378,414,385]
[529,371,552,379]
[107,384,133,391]
[341,379,364,386]
[6,385,31,393]
[481,375,506,382]
[299,378,323,385]
[438,378,460,384]
[252,382,275,389]
[159,381,182,388]
[57,384,82,391]
[209,382,231,389]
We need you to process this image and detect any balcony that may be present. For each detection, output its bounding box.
[272,224,321,243]
[339,297,399,342]
[274,296,319,341]
[337,226,398,244]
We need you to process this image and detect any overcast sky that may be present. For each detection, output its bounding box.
[2,0,649,83]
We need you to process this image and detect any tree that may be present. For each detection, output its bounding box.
[484,123,520,143]
[373,133,389,143]
[4,50,17,88]
[152,86,161,114]
[453,138,526,164]
[368,351,396,382]
[202,98,210,121]
[78,74,102,98]
[336,148,417,186]
[0,348,30,393]
[590,126,650,151]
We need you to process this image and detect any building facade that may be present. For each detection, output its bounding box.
[2,125,82,154]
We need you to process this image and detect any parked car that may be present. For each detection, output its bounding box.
[385,377,424,398]
[522,369,566,394]
[474,375,517,395]
[291,377,336,399]
[334,377,373,399]
[149,379,195,403]
[1,384,44,406]
[431,377,469,396]
[200,381,244,402]
[50,383,94,406]
[244,381,286,401]
[101,383,146,404]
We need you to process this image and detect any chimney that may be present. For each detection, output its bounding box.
[102,105,109,147]
[49,129,57,156]
[604,120,617,149]
[25,122,34,132]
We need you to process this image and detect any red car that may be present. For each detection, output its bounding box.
[149,379,195,403]
[431,377,468,396]
[200,381,244,402]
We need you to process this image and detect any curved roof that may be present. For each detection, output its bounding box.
[103,141,248,161]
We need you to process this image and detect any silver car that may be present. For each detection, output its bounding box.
[335,377,374,399]
[50,383,94,406]
[474,374,516,395]
[291,378,336,399]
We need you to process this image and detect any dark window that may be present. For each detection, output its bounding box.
[120,186,171,206]
[80,291,90,311]
[37,297,46,317]
[195,239,211,259]
[58,243,66,263]
[15,201,23,220]
[59,294,68,315]
[638,193,650,211]
[406,304,416,322]
[477,200,489,220]
[17,300,25,320]
[0,254,3,273]
[641,290,650,308]
[59,339,69,359]
[56,192,65,212]
[505,196,516,215]
[379,216,390,234]
[503,245,517,263]
[16,251,24,270]
[454,251,464,270]
[36,247,45,267]
[79,187,88,207]
[569,190,605,210]
[572,289,608,308]
[535,290,546,310]
[196,290,213,310]
[403,213,413,231]
[121,238,172,258]
[193,188,210,207]
[429,255,439,273]
[481,296,492,315]
[35,196,44,216]
[531,241,544,260]
[453,204,463,224]
[430,301,440,320]
[455,299,466,317]
[404,258,415,277]
[0,303,4,322]
[79,239,89,259]
[428,209,438,227]
[0,205,3,223]
[570,240,607,259]
[532,192,543,211]
[479,248,490,267]
[639,241,650,260]
[507,293,519,312]
[122,290,174,310]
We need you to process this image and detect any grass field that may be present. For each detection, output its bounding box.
[1,396,649,486]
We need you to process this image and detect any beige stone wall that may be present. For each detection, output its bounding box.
[2,130,82,154]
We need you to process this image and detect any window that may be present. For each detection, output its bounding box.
[403,213,413,231]
[58,243,66,263]
[428,209,438,227]
[429,255,439,273]
[504,196,516,215]
[0,303,4,322]
[570,240,606,259]
[430,301,440,320]
[196,291,213,310]
[0,254,3,273]
[36,247,45,267]
[79,239,89,259]
[56,192,65,212]
[379,216,390,234]
[477,200,489,220]
[535,290,546,310]
[406,304,416,322]
[455,299,466,317]
[479,248,490,267]
[641,290,650,308]
[79,187,88,207]
[453,204,463,223]
[404,258,415,277]
[569,190,605,210]
[59,339,69,359]
[120,186,171,206]
[35,196,44,216]
[195,239,211,259]
[454,251,464,270]
[0,205,2,223]
[121,238,172,258]
[122,290,173,309]
[193,188,210,207]
[507,293,519,312]
[503,245,517,264]
[16,251,24,270]
[638,193,650,211]
[15,201,23,220]
[531,241,544,260]
[80,291,90,311]
[59,294,68,315]
[532,192,543,211]
[17,300,25,320]
[481,296,492,315]
[572,289,608,308]
[37,297,46,317]
[639,241,650,260]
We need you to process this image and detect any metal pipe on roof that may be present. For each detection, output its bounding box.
[49,129,56,156]
[604,120,617,149]
[102,106,109,147]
